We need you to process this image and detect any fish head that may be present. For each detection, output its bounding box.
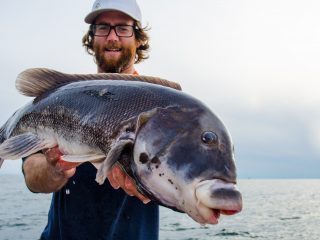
[132,105,242,224]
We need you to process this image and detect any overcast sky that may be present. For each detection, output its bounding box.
[0,0,319,178]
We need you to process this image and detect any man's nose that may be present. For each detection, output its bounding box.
[106,28,119,41]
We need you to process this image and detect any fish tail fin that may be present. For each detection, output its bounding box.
[0,124,5,167]
[0,127,5,168]
[0,127,5,144]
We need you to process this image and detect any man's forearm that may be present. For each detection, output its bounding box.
[23,153,68,193]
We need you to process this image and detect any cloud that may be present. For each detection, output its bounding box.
[211,101,320,178]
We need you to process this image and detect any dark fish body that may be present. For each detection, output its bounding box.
[0,69,242,224]
[3,80,198,154]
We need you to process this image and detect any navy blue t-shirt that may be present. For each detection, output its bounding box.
[39,162,159,240]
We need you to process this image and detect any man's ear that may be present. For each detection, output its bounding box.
[135,39,142,48]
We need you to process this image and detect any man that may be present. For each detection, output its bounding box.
[22,0,159,239]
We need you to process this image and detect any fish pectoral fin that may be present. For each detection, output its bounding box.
[91,161,103,170]
[61,154,106,163]
[0,133,56,160]
[95,139,134,185]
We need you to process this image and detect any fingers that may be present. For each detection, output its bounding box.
[43,147,78,180]
[112,165,127,192]
[107,164,151,204]
[43,147,61,165]
[107,170,120,189]
[124,176,151,204]
[56,160,81,171]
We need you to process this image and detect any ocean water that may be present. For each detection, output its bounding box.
[0,175,319,240]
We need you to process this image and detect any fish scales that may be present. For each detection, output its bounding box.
[4,81,196,154]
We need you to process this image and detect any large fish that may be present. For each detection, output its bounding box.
[0,68,242,224]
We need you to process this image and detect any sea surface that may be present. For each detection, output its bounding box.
[0,175,319,240]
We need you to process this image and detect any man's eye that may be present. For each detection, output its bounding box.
[97,25,109,31]
[117,26,129,32]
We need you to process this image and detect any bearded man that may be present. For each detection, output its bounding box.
[22,1,159,239]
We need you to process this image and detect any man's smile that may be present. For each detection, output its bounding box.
[105,47,122,52]
[104,47,122,58]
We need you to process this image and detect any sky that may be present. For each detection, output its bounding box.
[0,0,319,178]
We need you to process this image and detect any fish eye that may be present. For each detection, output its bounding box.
[201,131,218,145]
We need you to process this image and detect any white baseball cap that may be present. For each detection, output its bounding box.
[85,0,142,24]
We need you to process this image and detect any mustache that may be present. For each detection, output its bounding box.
[104,41,122,49]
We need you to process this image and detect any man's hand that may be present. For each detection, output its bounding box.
[23,147,80,193]
[43,147,80,180]
[107,163,151,204]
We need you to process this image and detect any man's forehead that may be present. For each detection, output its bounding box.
[94,10,134,24]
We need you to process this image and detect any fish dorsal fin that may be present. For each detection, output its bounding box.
[16,68,182,97]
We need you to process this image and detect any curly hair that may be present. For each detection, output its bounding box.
[82,22,150,64]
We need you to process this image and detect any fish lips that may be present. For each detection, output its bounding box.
[195,179,242,224]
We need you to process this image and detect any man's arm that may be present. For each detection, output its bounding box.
[22,148,76,193]
[23,148,151,203]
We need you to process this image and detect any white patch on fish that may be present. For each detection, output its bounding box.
[22,127,104,158]
[133,143,210,223]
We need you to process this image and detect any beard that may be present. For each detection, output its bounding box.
[93,40,136,73]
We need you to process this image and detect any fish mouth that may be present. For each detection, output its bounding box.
[205,208,240,224]
[207,209,221,224]
[194,179,242,224]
